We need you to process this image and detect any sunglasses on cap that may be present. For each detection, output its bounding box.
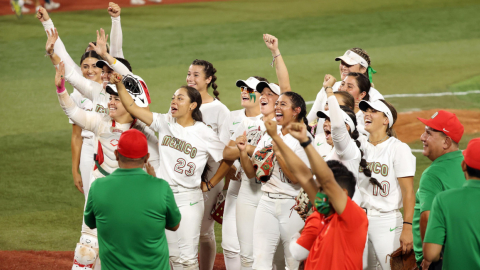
[240,86,255,94]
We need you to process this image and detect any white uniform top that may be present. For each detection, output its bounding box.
[254,126,312,197]
[229,109,247,137]
[357,136,416,211]
[150,113,225,189]
[324,96,362,204]
[69,89,94,139]
[231,113,265,182]
[57,91,160,180]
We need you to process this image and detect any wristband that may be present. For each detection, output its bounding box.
[45,49,54,57]
[403,222,412,226]
[270,53,281,67]
[56,78,66,93]
[325,86,333,91]
[300,137,312,148]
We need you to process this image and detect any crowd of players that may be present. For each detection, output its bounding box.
[38,2,480,270]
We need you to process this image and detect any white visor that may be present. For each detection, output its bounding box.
[335,50,369,68]
[317,110,356,132]
[95,60,113,70]
[106,74,150,108]
[256,82,281,95]
[359,100,394,128]
[236,77,261,91]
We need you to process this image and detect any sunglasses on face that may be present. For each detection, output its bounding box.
[240,86,255,94]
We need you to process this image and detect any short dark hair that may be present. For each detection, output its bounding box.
[326,160,356,198]
[466,164,480,179]
[253,76,269,83]
[117,152,148,165]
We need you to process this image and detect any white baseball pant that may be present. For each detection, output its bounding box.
[223,179,242,270]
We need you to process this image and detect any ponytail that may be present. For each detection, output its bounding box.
[281,91,311,135]
[191,59,220,100]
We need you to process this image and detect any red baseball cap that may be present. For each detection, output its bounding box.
[117,129,148,159]
[417,110,464,143]
[463,138,480,170]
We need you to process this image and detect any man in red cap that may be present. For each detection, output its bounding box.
[422,138,480,269]
[412,110,466,269]
[84,129,181,270]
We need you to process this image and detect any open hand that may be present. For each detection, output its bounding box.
[287,122,308,142]
[145,162,156,177]
[236,131,247,152]
[45,28,58,54]
[55,62,65,87]
[108,2,121,17]
[89,29,109,57]
[263,34,279,54]
[264,119,278,137]
[109,72,122,84]
[323,74,336,89]
[36,7,50,22]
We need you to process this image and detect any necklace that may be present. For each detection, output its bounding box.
[368,135,389,144]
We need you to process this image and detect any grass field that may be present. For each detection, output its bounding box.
[1,0,480,253]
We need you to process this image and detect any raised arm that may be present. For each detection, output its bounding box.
[91,29,132,76]
[108,2,124,58]
[263,34,291,93]
[237,132,256,179]
[37,8,81,75]
[112,72,153,125]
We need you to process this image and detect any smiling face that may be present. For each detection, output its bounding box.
[323,118,333,146]
[108,94,129,119]
[101,65,114,86]
[339,60,366,80]
[170,88,195,119]
[81,57,102,84]
[259,87,279,116]
[339,76,366,104]
[275,94,300,126]
[364,107,388,133]
[240,87,261,109]
[186,65,211,92]
[420,126,448,161]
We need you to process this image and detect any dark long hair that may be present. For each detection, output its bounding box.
[281,91,311,134]
[379,99,398,138]
[341,105,383,192]
[191,59,219,100]
[346,72,371,101]
[79,51,102,65]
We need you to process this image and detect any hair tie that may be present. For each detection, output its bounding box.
[367,66,377,83]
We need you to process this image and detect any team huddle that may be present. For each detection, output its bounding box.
[37,2,480,270]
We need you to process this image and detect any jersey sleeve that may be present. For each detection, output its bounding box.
[150,112,168,133]
[423,195,446,245]
[58,91,102,134]
[418,172,443,213]
[292,134,312,169]
[207,129,227,163]
[140,122,160,174]
[69,90,82,125]
[328,95,358,160]
[231,119,247,141]
[296,211,323,251]
[42,19,82,76]
[217,105,232,145]
[306,88,326,124]
[84,181,97,229]
[111,59,133,77]
[109,16,124,59]
[65,62,103,102]
[164,182,182,228]
[393,142,416,178]
[338,197,369,232]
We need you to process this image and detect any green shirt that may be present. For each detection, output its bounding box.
[84,168,181,270]
[412,150,465,263]
[424,180,480,270]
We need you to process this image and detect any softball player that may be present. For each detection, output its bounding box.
[54,65,159,270]
[185,59,231,270]
[115,79,226,270]
[307,48,384,145]
[357,99,416,270]
[237,91,311,270]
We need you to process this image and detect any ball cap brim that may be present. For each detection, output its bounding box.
[256,82,280,96]
[335,50,369,68]
[417,110,464,143]
[236,77,261,91]
[463,138,480,170]
[96,60,113,70]
[117,129,148,159]
[359,100,394,128]
[317,110,356,131]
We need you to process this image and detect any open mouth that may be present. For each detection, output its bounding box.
[364,119,372,127]
[275,112,283,122]
[242,96,250,101]
[324,128,331,140]
[171,107,178,114]
[109,106,117,112]
[187,83,196,88]
[260,100,268,106]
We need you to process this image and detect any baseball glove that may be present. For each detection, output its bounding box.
[252,144,276,183]
[245,128,264,147]
[387,247,418,270]
[295,188,314,220]
[210,190,227,224]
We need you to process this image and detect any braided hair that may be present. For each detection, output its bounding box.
[340,105,384,192]
[281,91,311,135]
[191,59,219,100]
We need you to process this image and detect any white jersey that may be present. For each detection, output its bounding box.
[57,91,160,180]
[229,109,247,137]
[254,126,312,197]
[150,113,225,189]
[70,89,94,139]
[357,136,416,211]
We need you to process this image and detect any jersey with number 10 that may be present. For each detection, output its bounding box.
[150,113,225,189]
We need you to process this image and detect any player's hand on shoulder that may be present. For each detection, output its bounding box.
[263,34,279,54]
[36,7,50,22]
[236,131,247,152]
[323,74,336,89]
[264,119,278,137]
[108,2,121,17]
[287,122,309,143]
[145,162,156,177]
[55,62,65,87]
